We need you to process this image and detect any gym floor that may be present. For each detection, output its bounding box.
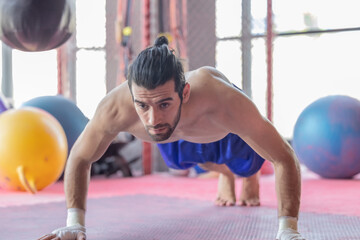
[0,170,359,240]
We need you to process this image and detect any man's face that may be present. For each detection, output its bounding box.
[132,80,182,142]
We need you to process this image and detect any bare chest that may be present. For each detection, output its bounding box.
[176,114,229,143]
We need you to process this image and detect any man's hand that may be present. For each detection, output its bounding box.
[38,208,86,240]
[37,224,86,240]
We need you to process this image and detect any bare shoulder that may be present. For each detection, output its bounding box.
[187,66,232,86]
[90,81,138,134]
[184,67,247,121]
[187,66,243,102]
[187,66,259,118]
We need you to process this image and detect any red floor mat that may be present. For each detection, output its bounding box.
[0,174,359,239]
[1,194,360,240]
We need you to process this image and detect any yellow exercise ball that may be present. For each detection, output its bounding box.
[0,107,67,193]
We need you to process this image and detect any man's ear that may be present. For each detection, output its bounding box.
[182,83,190,103]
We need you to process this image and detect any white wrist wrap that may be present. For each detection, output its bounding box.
[276,216,298,239]
[278,216,298,231]
[66,208,85,227]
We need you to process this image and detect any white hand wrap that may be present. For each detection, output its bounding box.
[51,208,86,239]
[51,224,86,240]
[276,216,305,240]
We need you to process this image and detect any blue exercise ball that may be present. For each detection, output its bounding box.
[293,95,360,179]
[21,95,89,154]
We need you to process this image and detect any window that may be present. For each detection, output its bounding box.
[2,0,108,120]
[216,0,360,138]
[12,50,57,107]
[75,0,106,118]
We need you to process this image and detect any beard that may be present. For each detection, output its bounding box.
[146,104,182,142]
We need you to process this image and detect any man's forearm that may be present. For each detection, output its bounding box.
[64,156,91,211]
[274,154,301,218]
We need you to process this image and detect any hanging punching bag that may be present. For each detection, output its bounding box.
[0,0,75,52]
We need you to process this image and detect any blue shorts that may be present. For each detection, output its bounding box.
[157,133,265,177]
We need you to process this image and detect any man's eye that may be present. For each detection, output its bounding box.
[160,103,169,109]
[138,103,148,109]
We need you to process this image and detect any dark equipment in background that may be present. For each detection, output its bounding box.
[0,0,75,51]
[91,135,141,178]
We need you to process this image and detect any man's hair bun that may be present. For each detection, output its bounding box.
[154,36,169,47]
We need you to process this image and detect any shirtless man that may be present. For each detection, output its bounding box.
[39,36,304,240]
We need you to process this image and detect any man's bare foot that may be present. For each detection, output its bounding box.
[197,163,236,207]
[215,173,236,206]
[239,172,260,206]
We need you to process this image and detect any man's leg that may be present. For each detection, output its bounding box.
[198,162,260,207]
[239,171,260,206]
[198,162,236,206]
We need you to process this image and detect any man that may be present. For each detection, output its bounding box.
[39,36,305,240]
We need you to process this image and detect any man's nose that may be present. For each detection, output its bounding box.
[148,108,161,126]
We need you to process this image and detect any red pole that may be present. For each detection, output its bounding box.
[142,0,152,175]
[56,48,63,95]
[179,0,188,61]
[261,0,275,175]
[116,0,127,85]
[266,0,273,122]
[169,0,177,50]
[169,0,188,68]
[142,0,151,49]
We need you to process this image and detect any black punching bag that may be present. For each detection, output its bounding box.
[0,0,75,52]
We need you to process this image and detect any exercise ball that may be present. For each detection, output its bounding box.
[0,0,75,51]
[293,95,360,179]
[22,95,89,154]
[0,107,67,193]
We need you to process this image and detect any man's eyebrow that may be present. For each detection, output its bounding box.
[156,97,173,104]
[134,99,144,104]
[134,97,173,105]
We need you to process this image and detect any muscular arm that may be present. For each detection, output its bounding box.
[240,115,301,217]
[39,83,139,239]
[64,83,134,213]
[228,90,301,217]
[204,68,301,218]
[64,119,118,211]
